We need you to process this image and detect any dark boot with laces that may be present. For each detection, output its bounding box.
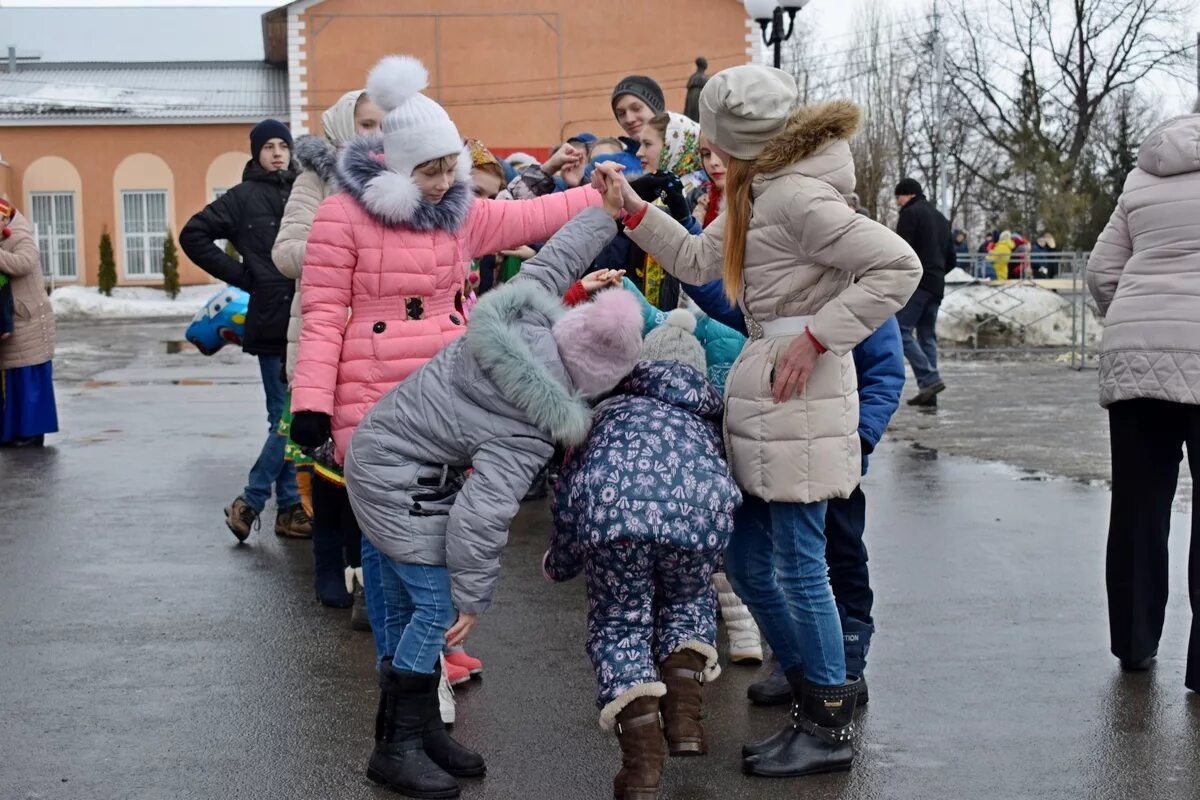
[275,503,313,539]
[742,669,859,778]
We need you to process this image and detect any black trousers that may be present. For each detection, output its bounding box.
[312,476,362,569]
[826,486,873,628]
[1107,398,1199,690]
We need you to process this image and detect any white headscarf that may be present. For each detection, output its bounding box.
[321,89,365,147]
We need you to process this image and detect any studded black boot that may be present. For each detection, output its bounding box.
[742,669,859,777]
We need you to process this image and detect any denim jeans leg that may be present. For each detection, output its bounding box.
[243,355,299,511]
[726,495,805,671]
[917,297,942,384]
[896,289,937,389]
[360,536,389,665]
[391,561,456,674]
[770,500,845,686]
[378,556,415,666]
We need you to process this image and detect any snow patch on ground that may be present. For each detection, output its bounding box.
[937,284,1101,347]
[51,285,216,320]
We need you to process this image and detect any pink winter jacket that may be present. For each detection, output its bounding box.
[292,136,601,462]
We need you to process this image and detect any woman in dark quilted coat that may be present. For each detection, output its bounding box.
[546,309,742,800]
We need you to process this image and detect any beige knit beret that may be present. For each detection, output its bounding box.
[699,64,798,161]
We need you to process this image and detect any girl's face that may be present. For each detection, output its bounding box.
[699,136,726,191]
[471,167,504,200]
[354,98,384,135]
[412,156,459,204]
[638,126,665,173]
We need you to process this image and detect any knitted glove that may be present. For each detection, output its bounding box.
[289,411,331,448]
[630,173,689,223]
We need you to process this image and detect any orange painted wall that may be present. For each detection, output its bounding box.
[1,123,254,286]
[297,0,749,149]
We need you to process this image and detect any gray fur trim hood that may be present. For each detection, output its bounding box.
[293,135,339,186]
[336,135,473,230]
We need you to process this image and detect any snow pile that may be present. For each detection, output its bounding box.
[943,267,976,285]
[51,285,217,320]
[937,284,1101,348]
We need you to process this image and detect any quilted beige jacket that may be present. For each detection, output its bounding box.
[1088,114,1200,408]
[0,212,55,370]
[625,101,921,502]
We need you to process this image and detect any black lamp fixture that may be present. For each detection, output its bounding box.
[744,0,811,69]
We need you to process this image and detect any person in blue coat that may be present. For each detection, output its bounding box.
[684,279,905,705]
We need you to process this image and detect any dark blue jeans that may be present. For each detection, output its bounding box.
[243,355,299,512]
[826,486,874,675]
[896,287,943,389]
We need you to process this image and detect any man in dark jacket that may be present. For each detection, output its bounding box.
[180,119,311,542]
[894,177,955,406]
[611,75,665,155]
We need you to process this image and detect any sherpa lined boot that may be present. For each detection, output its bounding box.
[715,573,763,664]
[660,649,709,757]
[368,663,460,799]
[602,685,667,800]
[742,670,860,778]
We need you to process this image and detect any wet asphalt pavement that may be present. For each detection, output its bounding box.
[2,321,1198,800]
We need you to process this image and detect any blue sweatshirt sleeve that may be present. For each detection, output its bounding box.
[853,316,905,454]
[683,279,747,335]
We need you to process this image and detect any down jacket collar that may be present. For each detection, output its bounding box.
[465,280,593,446]
[753,99,861,195]
[337,135,473,230]
[293,135,339,187]
[617,360,724,422]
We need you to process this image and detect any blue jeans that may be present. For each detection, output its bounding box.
[377,555,456,674]
[726,495,845,686]
[896,287,943,389]
[361,536,389,665]
[243,355,299,512]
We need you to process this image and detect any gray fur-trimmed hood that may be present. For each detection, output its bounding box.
[336,135,474,230]
[465,279,594,447]
[294,135,339,187]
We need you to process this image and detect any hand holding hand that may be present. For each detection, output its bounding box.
[581,269,626,293]
[594,162,646,215]
[543,143,584,176]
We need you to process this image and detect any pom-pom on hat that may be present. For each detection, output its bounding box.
[367,55,463,177]
[552,288,644,397]
[638,309,707,376]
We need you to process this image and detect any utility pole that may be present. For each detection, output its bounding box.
[931,0,949,214]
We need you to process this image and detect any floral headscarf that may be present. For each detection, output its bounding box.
[657,112,704,187]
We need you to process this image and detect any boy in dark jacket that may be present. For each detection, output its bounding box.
[547,309,742,800]
[180,119,309,541]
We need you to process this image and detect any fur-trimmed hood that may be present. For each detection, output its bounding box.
[465,279,594,447]
[755,99,861,194]
[293,135,339,187]
[336,135,473,230]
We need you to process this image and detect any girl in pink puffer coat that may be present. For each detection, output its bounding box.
[290,55,600,465]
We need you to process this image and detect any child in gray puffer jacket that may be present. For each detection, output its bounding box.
[343,201,644,799]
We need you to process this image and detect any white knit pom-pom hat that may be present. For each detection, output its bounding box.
[366,55,463,177]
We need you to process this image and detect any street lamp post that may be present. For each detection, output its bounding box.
[744,0,810,69]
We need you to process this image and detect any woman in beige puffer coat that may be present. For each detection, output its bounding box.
[271,89,383,619]
[1087,113,1200,694]
[599,65,920,778]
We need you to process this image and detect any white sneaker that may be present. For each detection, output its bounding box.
[714,572,763,664]
[438,655,456,725]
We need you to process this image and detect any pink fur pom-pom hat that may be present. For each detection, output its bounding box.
[552,288,644,396]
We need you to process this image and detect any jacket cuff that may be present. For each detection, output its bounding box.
[805,327,828,354]
[624,203,650,230]
[563,281,591,307]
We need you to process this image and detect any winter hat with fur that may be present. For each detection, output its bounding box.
[638,309,707,376]
[699,64,797,161]
[367,55,462,177]
[552,288,645,397]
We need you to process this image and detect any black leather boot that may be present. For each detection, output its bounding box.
[742,669,859,777]
[367,663,461,799]
[746,660,791,706]
[422,662,485,777]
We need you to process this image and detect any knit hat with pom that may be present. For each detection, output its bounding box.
[552,288,645,397]
[638,309,706,376]
[367,55,462,177]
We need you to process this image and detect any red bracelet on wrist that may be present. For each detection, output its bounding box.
[805,327,827,354]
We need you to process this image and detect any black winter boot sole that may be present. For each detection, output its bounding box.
[366,765,461,798]
[743,755,853,778]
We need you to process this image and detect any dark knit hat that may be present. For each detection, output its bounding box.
[612,75,665,114]
[894,177,923,197]
[250,119,294,158]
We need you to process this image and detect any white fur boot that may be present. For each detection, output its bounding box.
[714,572,763,664]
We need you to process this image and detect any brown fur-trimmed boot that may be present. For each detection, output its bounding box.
[611,694,666,800]
[660,649,709,756]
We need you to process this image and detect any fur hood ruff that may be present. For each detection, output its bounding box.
[337,135,474,230]
[294,135,340,188]
[755,100,861,191]
[465,280,594,447]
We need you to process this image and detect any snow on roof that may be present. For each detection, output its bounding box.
[0,62,288,124]
[0,6,275,64]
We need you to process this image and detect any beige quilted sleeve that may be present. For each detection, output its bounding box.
[1086,200,1131,317]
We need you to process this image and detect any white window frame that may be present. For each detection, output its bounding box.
[120,189,169,279]
[28,191,78,281]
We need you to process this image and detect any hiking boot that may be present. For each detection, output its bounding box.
[907,380,946,406]
[445,649,483,678]
[743,671,860,778]
[275,503,313,539]
[611,693,666,800]
[224,496,260,543]
[660,649,708,756]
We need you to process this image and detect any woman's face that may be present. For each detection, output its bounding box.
[638,126,665,173]
[412,156,459,204]
[354,97,384,135]
[471,167,504,199]
[699,136,726,191]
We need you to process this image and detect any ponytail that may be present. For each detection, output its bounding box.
[721,157,757,304]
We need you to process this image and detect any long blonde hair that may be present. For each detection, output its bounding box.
[722,157,757,303]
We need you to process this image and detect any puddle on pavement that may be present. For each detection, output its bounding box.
[164,340,197,354]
